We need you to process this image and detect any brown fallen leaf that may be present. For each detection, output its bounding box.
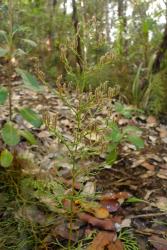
[149,235,167,250]
[94,207,110,219]
[77,200,109,219]
[157,169,167,180]
[155,197,167,211]
[78,213,115,230]
[86,231,116,250]
[147,154,162,163]
[160,164,167,170]
[108,239,124,250]
[85,132,101,142]
[82,181,96,195]
[61,177,81,190]
[67,219,85,230]
[141,162,155,171]
[112,215,123,224]
[15,205,46,225]
[100,192,131,212]
[163,157,167,163]
[52,223,84,242]
[148,135,157,143]
[120,218,132,228]
[38,130,51,138]
[147,116,157,127]
[118,118,129,125]
[101,199,120,212]
[159,128,167,138]
[62,199,79,214]
[101,192,131,201]
[37,195,64,213]
[140,171,155,179]
[131,158,145,168]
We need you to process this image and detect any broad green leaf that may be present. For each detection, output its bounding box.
[115,102,124,113]
[121,109,132,119]
[107,131,122,143]
[22,38,37,47]
[107,143,118,152]
[1,122,20,146]
[0,30,8,42]
[126,197,144,203]
[127,135,144,149]
[14,48,26,57]
[0,87,8,105]
[115,102,132,118]
[19,108,43,128]
[106,147,118,165]
[132,63,142,104]
[123,125,141,134]
[0,48,8,57]
[0,149,13,167]
[19,130,37,145]
[16,68,43,92]
[107,123,122,143]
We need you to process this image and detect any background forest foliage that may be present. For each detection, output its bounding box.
[0,0,167,114]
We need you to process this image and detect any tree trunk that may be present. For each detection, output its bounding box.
[117,0,127,54]
[105,0,110,43]
[47,0,57,51]
[118,0,124,19]
[152,23,167,74]
[63,0,67,15]
[72,0,83,72]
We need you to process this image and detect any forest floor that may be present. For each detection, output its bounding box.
[0,78,167,250]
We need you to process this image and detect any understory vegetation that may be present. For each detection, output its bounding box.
[0,0,167,250]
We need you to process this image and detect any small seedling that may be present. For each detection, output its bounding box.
[106,122,144,164]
